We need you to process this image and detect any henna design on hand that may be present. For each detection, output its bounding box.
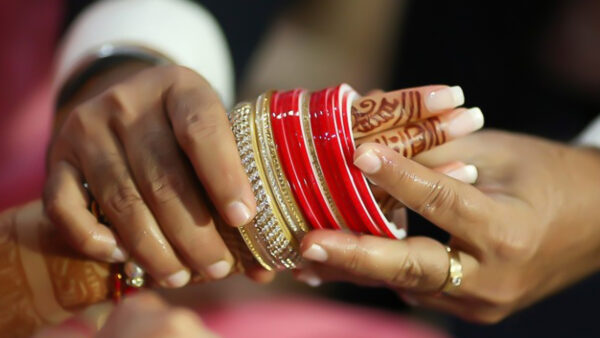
[38,222,110,310]
[0,209,45,338]
[357,117,446,158]
[352,90,422,137]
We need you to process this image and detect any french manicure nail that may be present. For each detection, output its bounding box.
[445,164,478,184]
[111,245,127,262]
[296,270,322,287]
[226,201,252,227]
[302,244,328,262]
[445,107,484,138]
[164,269,190,288]
[354,150,381,174]
[206,260,231,279]
[425,86,465,111]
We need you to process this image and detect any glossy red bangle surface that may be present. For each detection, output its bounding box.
[270,89,329,230]
[310,88,367,232]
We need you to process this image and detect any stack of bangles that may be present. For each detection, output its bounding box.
[88,84,461,300]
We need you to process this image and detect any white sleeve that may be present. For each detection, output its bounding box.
[54,0,235,108]
[575,115,600,148]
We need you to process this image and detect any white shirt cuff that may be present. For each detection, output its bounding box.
[54,0,235,108]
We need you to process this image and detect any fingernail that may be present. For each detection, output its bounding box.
[354,149,381,174]
[225,201,253,227]
[302,244,328,262]
[296,270,322,287]
[164,269,190,288]
[425,86,464,111]
[111,245,127,262]
[445,164,478,184]
[401,293,419,306]
[206,260,231,279]
[445,107,484,138]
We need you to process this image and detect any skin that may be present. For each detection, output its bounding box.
[298,131,600,323]
[45,60,474,287]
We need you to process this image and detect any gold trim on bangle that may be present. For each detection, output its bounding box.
[299,91,347,229]
[255,92,310,240]
[230,102,300,270]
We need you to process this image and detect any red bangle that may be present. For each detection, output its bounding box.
[310,88,367,233]
[270,89,327,230]
[339,85,404,238]
[331,85,383,236]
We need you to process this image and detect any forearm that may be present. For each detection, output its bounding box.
[0,201,110,337]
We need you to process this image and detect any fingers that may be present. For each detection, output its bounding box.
[352,85,465,138]
[44,160,127,262]
[355,107,484,158]
[76,123,189,288]
[166,76,256,228]
[300,230,451,292]
[113,109,234,280]
[353,143,490,243]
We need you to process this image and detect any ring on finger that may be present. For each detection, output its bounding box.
[441,245,463,293]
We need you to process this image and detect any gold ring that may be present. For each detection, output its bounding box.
[442,246,463,292]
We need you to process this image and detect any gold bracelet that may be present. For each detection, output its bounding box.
[255,92,310,240]
[230,102,300,270]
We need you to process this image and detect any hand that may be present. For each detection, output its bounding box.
[35,292,217,338]
[296,130,600,323]
[44,64,258,287]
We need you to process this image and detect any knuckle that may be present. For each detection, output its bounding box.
[416,180,457,218]
[63,106,96,137]
[488,229,537,261]
[389,252,424,288]
[105,184,145,217]
[43,193,68,224]
[103,86,137,123]
[345,237,369,273]
[178,111,223,149]
[146,170,185,206]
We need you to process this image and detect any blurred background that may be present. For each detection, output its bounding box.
[1,0,599,337]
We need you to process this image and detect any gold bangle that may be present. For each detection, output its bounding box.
[255,92,310,240]
[230,102,300,270]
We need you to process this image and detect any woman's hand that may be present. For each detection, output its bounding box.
[296,130,600,323]
[44,64,257,287]
[35,292,217,338]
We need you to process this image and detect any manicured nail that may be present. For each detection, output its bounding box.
[425,86,464,111]
[354,149,381,174]
[206,260,231,279]
[302,244,328,262]
[445,107,484,138]
[225,201,252,227]
[111,245,127,262]
[445,164,478,184]
[164,269,190,288]
[296,270,322,287]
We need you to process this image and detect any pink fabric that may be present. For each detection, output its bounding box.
[198,297,449,338]
[0,0,62,211]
